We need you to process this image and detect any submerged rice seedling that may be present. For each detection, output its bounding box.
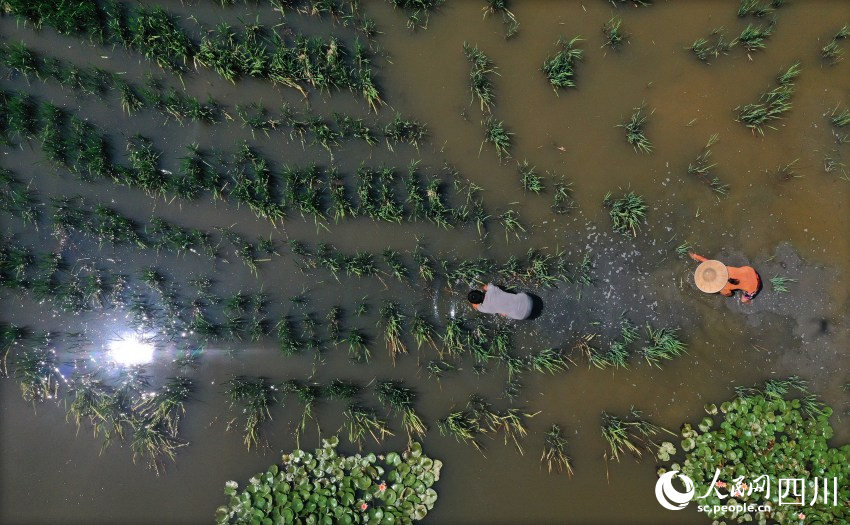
[542,36,584,91]
[552,176,575,214]
[384,113,427,151]
[411,313,438,352]
[129,6,194,73]
[441,317,467,358]
[130,418,187,474]
[1,41,40,81]
[342,402,393,446]
[603,191,647,237]
[499,209,525,242]
[736,62,799,135]
[375,380,427,440]
[382,248,408,282]
[13,347,59,404]
[602,16,627,50]
[517,160,544,194]
[640,325,687,368]
[346,329,370,362]
[464,43,497,113]
[426,360,457,381]
[771,158,801,181]
[601,408,673,464]
[0,170,40,226]
[482,0,519,38]
[223,376,276,450]
[770,275,796,293]
[325,379,360,401]
[334,113,378,145]
[541,424,574,476]
[617,104,653,154]
[387,0,444,30]
[822,25,849,63]
[527,347,572,374]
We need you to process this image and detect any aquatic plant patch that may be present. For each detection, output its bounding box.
[215,437,441,524]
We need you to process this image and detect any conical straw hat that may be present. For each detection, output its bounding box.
[694,260,729,293]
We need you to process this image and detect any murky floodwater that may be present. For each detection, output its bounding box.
[2,1,849,524]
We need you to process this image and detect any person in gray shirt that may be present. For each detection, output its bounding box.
[467,283,533,320]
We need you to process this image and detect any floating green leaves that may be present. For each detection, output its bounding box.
[215,437,442,524]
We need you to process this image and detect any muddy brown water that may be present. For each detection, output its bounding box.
[1,1,849,524]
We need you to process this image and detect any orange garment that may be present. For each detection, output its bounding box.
[691,253,761,302]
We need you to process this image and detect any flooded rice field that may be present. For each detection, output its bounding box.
[1,1,849,524]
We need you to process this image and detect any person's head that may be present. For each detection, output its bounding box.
[467,289,485,304]
[728,278,740,285]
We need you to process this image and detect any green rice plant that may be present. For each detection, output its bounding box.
[602,16,626,50]
[386,0,444,30]
[114,79,145,116]
[217,228,266,276]
[381,248,408,282]
[346,329,370,362]
[738,19,776,53]
[412,242,437,282]
[499,209,525,242]
[325,379,360,401]
[234,103,280,138]
[481,117,512,161]
[441,317,467,358]
[618,104,653,154]
[275,317,300,356]
[770,275,796,293]
[829,106,850,128]
[604,341,631,369]
[541,424,574,476]
[492,407,536,455]
[517,159,544,194]
[344,251,377,278]
[463,43,497,113]
[0,169,40,226]
[542,36,584,91]
[425,177,453,229]
[640,325,687,368]
[552,176,575,214]
[438,411,484,451]
[1,41,40,81]
[325,306,342,344]
[690,27,736,62]
[426,360,457,381]
[500,351,526,381]
[688,134,719,176]
[603,191,647,237]
[342,402,393,446]
[125,135,169,199]
[444,257,493,286]
[411,313,438,352]
[4,0,103,36]
[619,315,639,344]
[353,39,383,112]
[0,323,27,375]
[384,113,427,151]
[307,116,341,157]
[194,22,243,82]
[4,91,37,140]
[223,376,276,450]
[738,0,774,17]
[334,113,378,145]
[482,0,519,38]
[375,380,427,440]
[129,6,194,73]
[130,418,187,474]
[134,376,191,436]
[527,347,571,374]
[575,333,610,369]
[823,154,848,180]
[573,251,595,286]
[295,383,322,433]
[822,25,849,63]
[13,347,59,404]
[379,302,407,362]
[735,62,800,135]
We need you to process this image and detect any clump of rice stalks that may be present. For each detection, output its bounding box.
[379,302,407,362]
[130,417,187,474]
[464,43,497,113]
[541,424,574,476]
[412,241,437,283]
[822,25,849,64]
[342,402,393,446]
[129,6,194,73]
[382,248,408,282]
[134,376,192,435]
[482,0,519,38]
[617,104,653,154]
[690,27,737,62]
[738,0,778,18]
[738,18,776,53]
[823,153,848,180]
[411,313,438,352]
[0,169,40,226]
[552,175,575,214]
[294,383,322,434]
[517,159,544,194]
[828,105,850,129]
[346,329,370,362]
[480,117,512,161]
[575,333,609,369]
[325,379,360,401]
[736,62,799,135]
[542,36,583,91]
[603,191,647,237]
[527,347,572,374]
[441,317,468,358]
[426,360,457,381]
[334,113,377,145]
[375,380,427,440]
[1,41,40,81]
[13,347,59,404]
[687,134,728,197]
[602,16,627,50]
[384,113,427,151]
[573,251,595,287]
[640,325,687,368]
[223,376,276,450]
[386,0,444,30]
[438,410,484,452]
[770,275,796,293]
[125,135,169,199]
[499,209,525,242]
[601,408,674,465]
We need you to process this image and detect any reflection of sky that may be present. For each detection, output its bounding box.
[107,333,155,366]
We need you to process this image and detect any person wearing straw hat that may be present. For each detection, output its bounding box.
[689,253,762,303]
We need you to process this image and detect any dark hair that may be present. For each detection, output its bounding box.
[728,278,740,285]
[467,290,485,304]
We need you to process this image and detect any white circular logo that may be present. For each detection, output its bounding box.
[655,470,695,511]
